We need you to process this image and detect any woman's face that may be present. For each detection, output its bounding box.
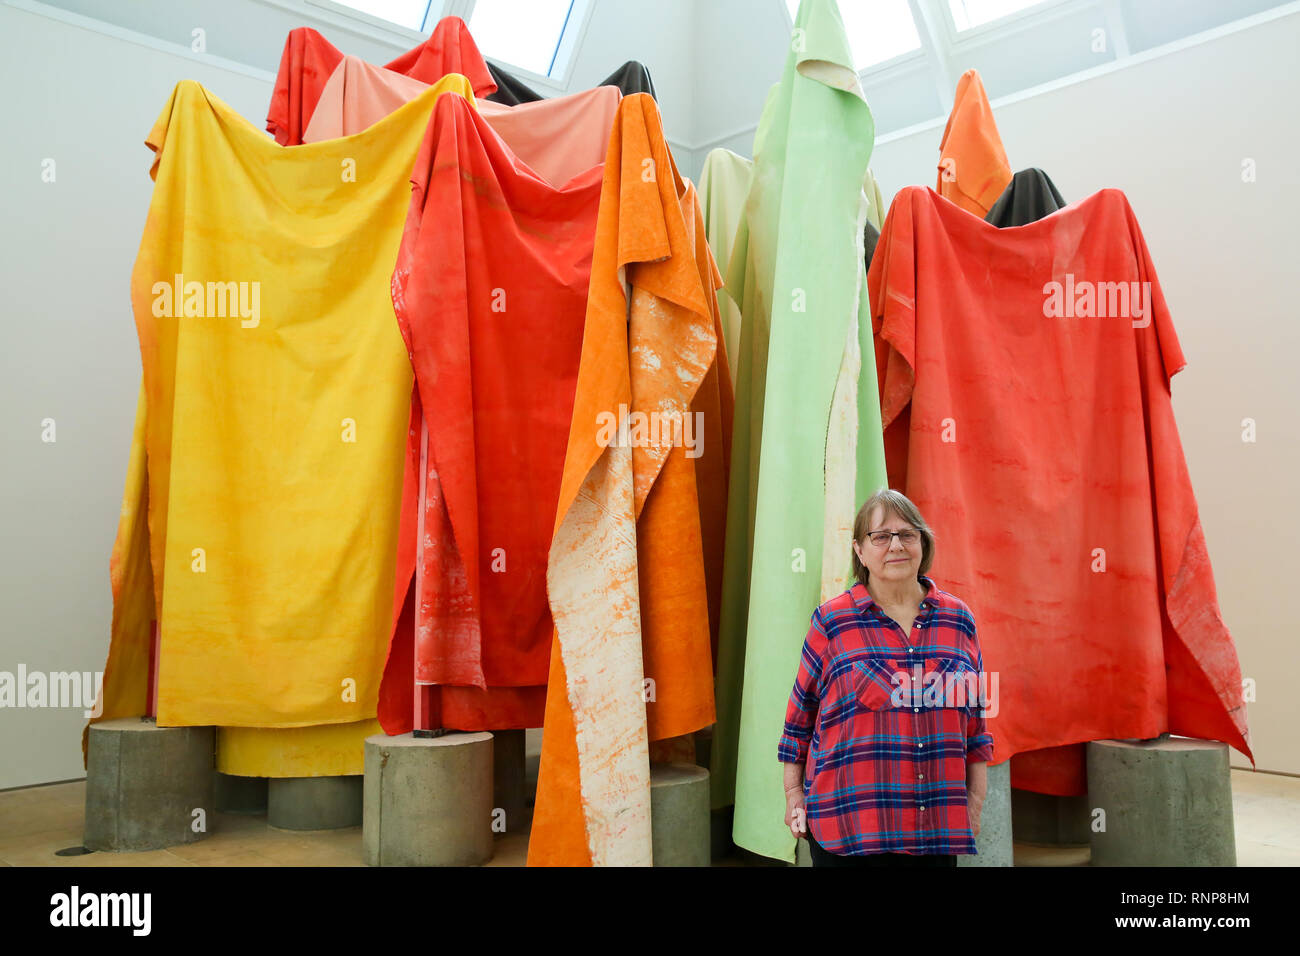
[853,506,922,587]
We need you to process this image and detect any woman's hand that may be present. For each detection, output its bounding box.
[785,787,807,839]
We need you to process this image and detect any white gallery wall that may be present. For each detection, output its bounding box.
[0,0,1295,789]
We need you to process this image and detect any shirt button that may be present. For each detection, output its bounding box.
[918,743,924,749]
[918,773,924,779]
[919,806,925,811]
[913,708,919,713]
[908,647,915,653]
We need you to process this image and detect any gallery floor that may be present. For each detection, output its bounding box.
[0,766,1295,867]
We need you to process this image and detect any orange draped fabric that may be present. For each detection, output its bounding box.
[936,69,1012,218]
[527,94,731,865]
[870,185,1252,796]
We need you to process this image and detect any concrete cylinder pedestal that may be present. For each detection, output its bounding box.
[1088,736,1236,866]
[958,759,1013,866]
[363,732,494,866]
[84,717,215,851]
[1011,789,1091,846]
[214,773,268,815]
[268,775,363,830]
[492,729,526,833]
[650,762,710,866]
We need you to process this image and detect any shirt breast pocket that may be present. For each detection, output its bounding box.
[924,656,981,715]
[851,658,902,712]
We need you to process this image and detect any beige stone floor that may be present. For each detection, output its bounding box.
[1,767,1295,866]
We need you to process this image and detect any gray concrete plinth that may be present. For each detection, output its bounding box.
[1011,788,1091,846]
[1088,736,1236,867]
[363,732,494,866]
[650,762,710,866]
[214,772,267,815]
[84,717,215,851]
[958,759,1013,866]
[492,729,526,832]
[268,775,363,830]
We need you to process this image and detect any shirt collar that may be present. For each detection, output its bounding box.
[850,575,938,613]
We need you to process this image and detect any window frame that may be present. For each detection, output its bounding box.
[780,0,932,83]
[301,0,594,88]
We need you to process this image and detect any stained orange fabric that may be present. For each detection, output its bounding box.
[936,69,1012,218]
[870,186,1252,795]
[527,94,730,865]
[266,16,495,146]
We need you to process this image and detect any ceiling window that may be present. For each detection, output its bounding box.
[470,0,577,77]
[329,0,436,32]
[785,0,922,70]
[948,0,1049,31]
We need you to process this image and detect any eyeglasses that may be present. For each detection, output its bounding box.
[865,529,920,548]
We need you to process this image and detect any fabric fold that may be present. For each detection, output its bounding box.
[267,16,495,146]
[302,53,620,188]
[869,185,1252,796]
[377,90,605,733]
[486,58,657,105]
[88,76,476,771]
[709,0,888,864]
[937,68,1012,218]
[985,167,1068,227]
[527,93,729,866]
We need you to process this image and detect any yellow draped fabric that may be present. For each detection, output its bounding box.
[88,76,476,776]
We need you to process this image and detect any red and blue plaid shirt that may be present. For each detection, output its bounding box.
[777,575,994,856]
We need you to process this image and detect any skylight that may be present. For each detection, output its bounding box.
[329,0,435,32]
[785,0,922,70]
[469,0,577,78]
[948,0,1049,31]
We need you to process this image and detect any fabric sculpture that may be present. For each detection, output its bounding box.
[710,0,889,865]
[698,148,752,380]
[376,88,607,734]
[869,185,1253,797]
[985,167,1068,228]
[302,54,620,187]
[526,93,732,866]
[936,69,1012,218]
[267,17,495,146]
[486,59,657,105]
[89,79,477,776]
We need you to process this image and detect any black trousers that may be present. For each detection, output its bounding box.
[807,830,957,868]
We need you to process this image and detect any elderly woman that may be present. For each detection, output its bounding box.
[777,489,993,867]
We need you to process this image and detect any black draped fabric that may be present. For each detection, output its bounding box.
[485,61,543,104]
[485,59,657,105]
[864,219,880,272]
[984,168,1067,227]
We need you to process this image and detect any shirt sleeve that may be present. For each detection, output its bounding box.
[777,609,827,764]
[966,625,994,763]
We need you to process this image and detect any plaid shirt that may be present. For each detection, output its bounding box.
[777,576,994,856]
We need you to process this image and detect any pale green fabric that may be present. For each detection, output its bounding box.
[709,0,888,863]
[698,148,753,380]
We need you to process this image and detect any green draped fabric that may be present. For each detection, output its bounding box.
[698,148,753,379]
[709,0,888,864]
